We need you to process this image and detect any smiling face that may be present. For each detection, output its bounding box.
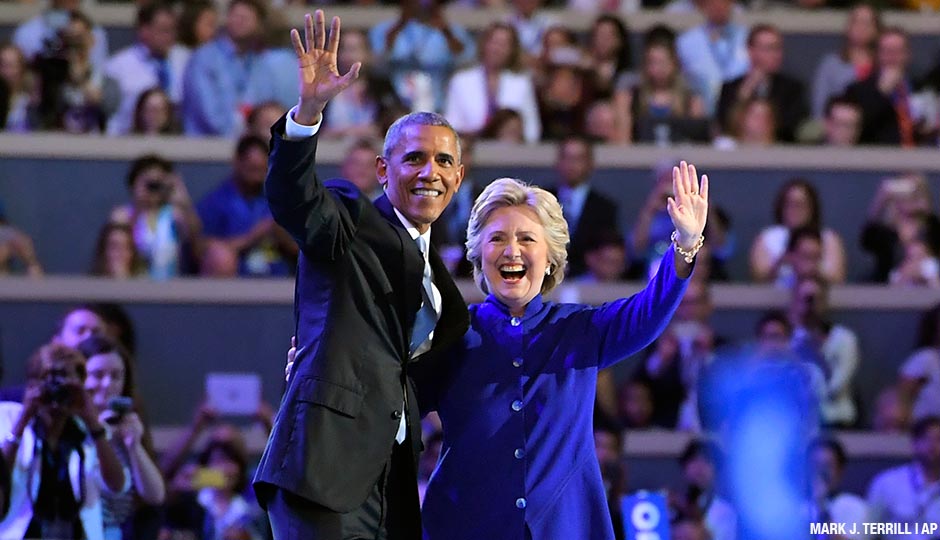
[377,124,464,233]
[481,205,550,316]
[85,352,126,413]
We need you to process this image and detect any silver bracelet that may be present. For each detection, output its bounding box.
[671,230,705,264]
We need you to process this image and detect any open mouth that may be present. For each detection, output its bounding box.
[411,188,442,198]
[499,263,527,282]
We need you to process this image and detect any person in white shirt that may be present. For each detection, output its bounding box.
[809,436,869,540]
[104,2,191,136]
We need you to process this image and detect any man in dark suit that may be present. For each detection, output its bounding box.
[715,24,808,143]
[551,136,619,277]
[845,27,920,146]
[253,11,469,540]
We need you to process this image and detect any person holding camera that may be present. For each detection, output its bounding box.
[77,335,164,540]
[0,343,126,540]
[109,154,202,279]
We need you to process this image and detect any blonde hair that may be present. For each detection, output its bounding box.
[465,178,569,295]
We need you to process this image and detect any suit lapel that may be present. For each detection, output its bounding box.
[374,195,426,360]
[425,245,469,359]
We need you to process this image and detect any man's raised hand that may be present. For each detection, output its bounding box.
[292,10,361,125]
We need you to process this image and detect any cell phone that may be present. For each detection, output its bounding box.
[885,177,915,196]
[191,467,227,489]
[105,396,134,424]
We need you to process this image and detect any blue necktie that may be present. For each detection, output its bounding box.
[410,236,437,355]
[155,58,170,92]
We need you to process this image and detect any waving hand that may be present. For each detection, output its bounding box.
[292,10,361,125]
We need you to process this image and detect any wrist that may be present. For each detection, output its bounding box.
[294,101,324,126]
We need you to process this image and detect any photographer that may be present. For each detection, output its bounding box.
[109,154,202,279]
[78,335,164,540]
[32,10,105,132]
[0,343,126,540]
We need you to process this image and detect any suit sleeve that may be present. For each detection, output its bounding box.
[265,115,359,260]
[592,247,690,369]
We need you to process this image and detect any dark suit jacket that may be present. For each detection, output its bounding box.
[253,116,469,513]
[844,72,906,145]
[550,187,620,277]
[716,73,808,142]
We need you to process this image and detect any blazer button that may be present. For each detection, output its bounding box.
[511,400,523,412]
[391,410,402,419]
[516,497,527,509]
[510,317,521,327]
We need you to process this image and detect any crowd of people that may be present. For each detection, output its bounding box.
[2,0,940,539]
[1,0,939,145]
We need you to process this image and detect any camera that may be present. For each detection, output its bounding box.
[144,180,169,196]
[40,376,77,407]
[105,396,134,425]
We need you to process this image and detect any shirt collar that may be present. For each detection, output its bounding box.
[483,293,545,321]
[393,207,431,249]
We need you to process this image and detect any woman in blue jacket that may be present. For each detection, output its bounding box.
[416,161,708,540]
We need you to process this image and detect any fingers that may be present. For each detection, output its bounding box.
[291,335,296,347]
[304,13,314,54]
[688,163,698,194]
[328,15,341,56]
[666,197,677,220]
[672,165,680,200]
[700,174,709,201]
[291,28,305,58]
[340,62,362,89]
[314,10,326,51]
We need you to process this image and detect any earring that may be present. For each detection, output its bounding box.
[545,265,551,276]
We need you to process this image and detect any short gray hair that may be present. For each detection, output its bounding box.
[465,178,569,295]
[382,112,461,163]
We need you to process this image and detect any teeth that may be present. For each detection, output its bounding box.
[500,265,525,272]
[412,189,441,197]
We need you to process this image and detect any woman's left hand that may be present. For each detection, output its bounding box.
[118,412,145,449]
[667,161,709,250]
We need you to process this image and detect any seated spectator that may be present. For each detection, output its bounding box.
[322,28,404,140]
[617,379,655,429]
[198,135,297,277]
[340,137,383,201]
[808,436,868,539]
[676,0,749,116]
[53,305,105,348]
[811,4,880,119]
[549,136,619,277]
[110,154,202,279]
[772,226,828,289]
[0,43,36,132]
[750,179,847,284]
[131,87,179,135]
[0,203,42,276]
[445,22,540,143]
[789,276,860,427]
[821,94,862,146]
[103,2,189,136]
[845,27,931,146]
[868,416,940,526]
[614,26,705,145]
[368,0,476,112]
[243,100,284,140]
[181,0,267,137]
[505,0,556,69]
[872,386,907,433]
[90,222,145,278]
[533,25,581,88]
[899,304,940,424]
[716,24,808,143]
[889,226,940,287]
[538,61,591,140]
[585,15,632,100]
[33,10,105,132]
[749,310,827,406]
[13,0,108,71]
[583,99,618,144]
[578,230,628,283]
[478,107,525,143]
[714,96,776,148]
[0,343,126,540]
[177,0,218,53]
[672,440,737,540]
[861,173,938,282]
[195,440,262,540]
[77,335,165,540]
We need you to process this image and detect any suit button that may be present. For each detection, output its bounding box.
[516,497,527,509]
[512,358,523,368]
[510,317,521,327]
[511,400,523,412]
[391,410,402,419]
[514,448,525,459]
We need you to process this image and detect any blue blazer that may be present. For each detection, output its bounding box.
[416,248,689,540]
